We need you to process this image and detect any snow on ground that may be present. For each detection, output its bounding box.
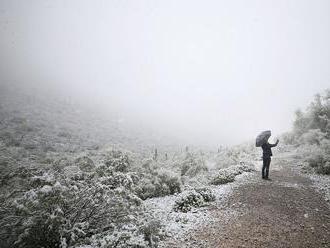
[144,169,257,246]
[281,148,330,206]
[308,174,330,204]
[279,148,330,206]
[277,181,303,189]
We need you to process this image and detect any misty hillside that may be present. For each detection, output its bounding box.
[0,84,182,155]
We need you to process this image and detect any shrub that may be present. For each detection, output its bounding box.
[87,230,148,248]
[157,169,181,195]
[237,163,254,173]
[63,165,84,180]
[180,153,207,177]
[83,215,163,248]
[303,143,330,174]
[105,150,131,172]
[2,173,143,248]
[210,170,235,185]
[95,164,113,177]
[52,158,70,173]
[316,161,330,175]
[99,172,138,190]
[306,153,324,168]
[30,172,55,188]
[195,187,216,202]
[214,150,238,168]
[173,188,215,212]
[74,156,95,172]
[300,129,326,145]
[210,163,254,185]
[135,169,181,200]
[173,190,205,212]
[293,90,330,138]
[139,219,164,247]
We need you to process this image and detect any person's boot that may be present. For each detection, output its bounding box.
[265,169,269,179]
[265,172,270,180]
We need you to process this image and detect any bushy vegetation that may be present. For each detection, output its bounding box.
[293,91,330,139]
[0,142,254,247]
[0,141,187,248]
[0,155,153,248]
[104,150,131,172]
[211,163,254,185]
[135,168,182,200]
[180,152,208,177]
[211,171,235,185]
[0,87,257,247]
[173,188,215,213]
[301,139,330,175]
[284,89,330,174]
[0,136,176,248]
[195,187,216,202]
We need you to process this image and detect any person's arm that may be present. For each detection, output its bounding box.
[269,139,279,147]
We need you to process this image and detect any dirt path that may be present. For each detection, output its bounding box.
[166,157,330,248]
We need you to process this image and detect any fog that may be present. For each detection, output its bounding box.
[1,0,329,146]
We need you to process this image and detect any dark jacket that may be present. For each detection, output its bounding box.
[261,141,279,158]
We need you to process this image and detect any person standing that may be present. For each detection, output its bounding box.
[261,139,279,179]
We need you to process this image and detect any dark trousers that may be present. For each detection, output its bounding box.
[262,157,271,178]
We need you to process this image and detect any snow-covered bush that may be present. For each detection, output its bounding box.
[214,150,239,168]
[211,163,254,185]
[288,90,330,166]
[104,150,131,172]
[180,153,207,177]
[173,190,205,212]
[135,169,181,200]
[301,139,330,175]
[1,169,144,248]
[293,91,330,138]
[139,219,164,247]
[316,161,330,175]
[306,151,330,175]
[306,150,324,168]
[281,90,330,174]
[87,229,149,248]
[74,156,95,172]
[195,187,216,202]
[99,172,139,190]
[52,157,71,173]
[236,163,255,173]
[173,188,215,212]
[63,165,85,180]
[210,170,235,185]
[141,158,155,172]
[157,169,181,195]
[30,172,55,187]
[299,129,327,145]
[77,216,163,248]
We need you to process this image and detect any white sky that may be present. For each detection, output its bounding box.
[0,0,329,146]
